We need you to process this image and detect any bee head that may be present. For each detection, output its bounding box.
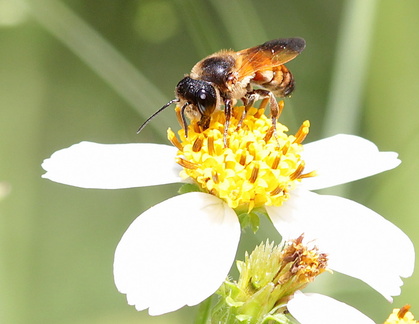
[137,77,218,137]
[176,77,217,118]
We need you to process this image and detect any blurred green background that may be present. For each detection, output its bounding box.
[0,0,418,323]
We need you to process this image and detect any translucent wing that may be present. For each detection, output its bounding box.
[236,37,306,80]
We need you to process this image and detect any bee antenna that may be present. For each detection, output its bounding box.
[136,98,180,134]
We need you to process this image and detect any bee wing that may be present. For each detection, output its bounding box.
[236,37,306,80]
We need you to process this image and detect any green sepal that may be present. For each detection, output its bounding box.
[237,208,267,233]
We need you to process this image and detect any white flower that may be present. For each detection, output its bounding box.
[42,133,414,315]
[287,291,376,324]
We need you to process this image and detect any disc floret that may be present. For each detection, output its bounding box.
[168,105,313,212]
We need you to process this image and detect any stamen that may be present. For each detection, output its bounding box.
[281,142,290,154]
[249,164,259,184]
[290,162,305,180]
[270,185,285,196]
[271,154,281,169]
[167,129,183,151]
[254,107,265,119]
[293,120,310,144]
[192,136,203,152]
[277,100,285,119]
[299,170,317,179]
[176,158,198,169]
[239,152,247,166]
[264,126,274,142]
[208,135,215,156]
[397,305,411,319]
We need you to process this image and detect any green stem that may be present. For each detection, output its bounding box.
[320,0,378,197]
[194,296,213,324]
[322,0,378,137]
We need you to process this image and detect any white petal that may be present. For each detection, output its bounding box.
[301,134,401,190]
[113,192,241,315]
[42,142,183,189]
[288,292,375,324]
[267,189,414,301]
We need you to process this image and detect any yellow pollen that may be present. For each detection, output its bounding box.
[168,106,312,211]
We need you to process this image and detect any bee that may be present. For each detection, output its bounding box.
[137,37,306,144]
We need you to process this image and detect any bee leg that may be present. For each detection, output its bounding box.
[244,89,284,143]
[243,95,255,110]
[263,90,280,142]
[265,92,286,144]
[223,99,233,147]
[236,96,252,130]
[235,111,246,131]
[237,91,263,130]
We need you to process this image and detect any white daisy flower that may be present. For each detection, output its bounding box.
[42,106,414,315]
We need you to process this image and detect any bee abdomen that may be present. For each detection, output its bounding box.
[253,65,295,98]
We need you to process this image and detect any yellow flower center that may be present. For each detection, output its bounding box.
[167,104,314,211]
